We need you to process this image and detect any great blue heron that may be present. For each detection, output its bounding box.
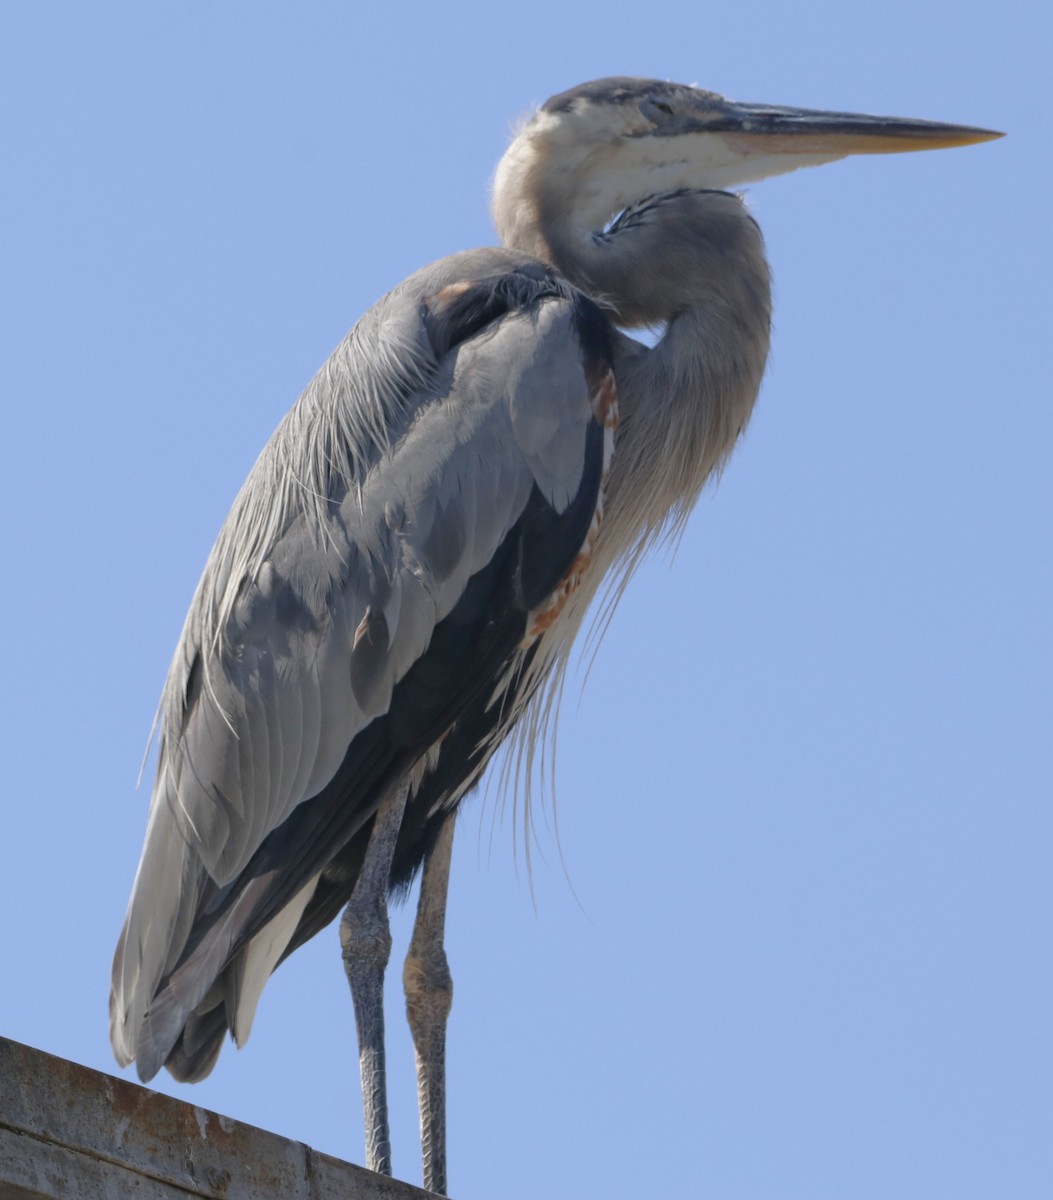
[110,77,998,1194]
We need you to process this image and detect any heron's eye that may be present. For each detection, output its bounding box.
[641,97,676,126]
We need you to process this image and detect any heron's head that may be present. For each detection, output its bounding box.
[492,76,1000,258]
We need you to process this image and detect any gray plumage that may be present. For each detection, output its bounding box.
[111,77,998,1193]
[112,252,600,1076]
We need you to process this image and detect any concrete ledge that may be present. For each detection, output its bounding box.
[0,1037,434,1199]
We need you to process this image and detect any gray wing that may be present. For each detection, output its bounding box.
[110,252,616,1081]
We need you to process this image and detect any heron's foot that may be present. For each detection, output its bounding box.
[340,779,411,1178]
[404,945,452,1195]
[404,814,455,1195]
[341,887,394,1176]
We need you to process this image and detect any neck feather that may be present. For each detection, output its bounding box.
[553,191,771,550]
[494,137,772,559]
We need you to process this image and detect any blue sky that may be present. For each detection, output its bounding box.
[2,3,1048,1198]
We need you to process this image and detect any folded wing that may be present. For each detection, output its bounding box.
[110,251,615,1082]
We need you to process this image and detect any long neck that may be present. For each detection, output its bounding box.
[519,183,773,557]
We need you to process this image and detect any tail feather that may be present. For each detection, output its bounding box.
[165,1005,228,1082]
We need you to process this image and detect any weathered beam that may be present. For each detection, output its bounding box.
[0,1037,436,1199]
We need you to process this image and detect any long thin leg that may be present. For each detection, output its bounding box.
[340,779,411,1177]
[403,813,456,1196]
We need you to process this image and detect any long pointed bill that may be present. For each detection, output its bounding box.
[663,96,1003,190]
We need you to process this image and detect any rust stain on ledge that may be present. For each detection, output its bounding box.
[0,1036,438,1200]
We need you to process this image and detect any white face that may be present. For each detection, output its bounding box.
[532,102,847,233]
